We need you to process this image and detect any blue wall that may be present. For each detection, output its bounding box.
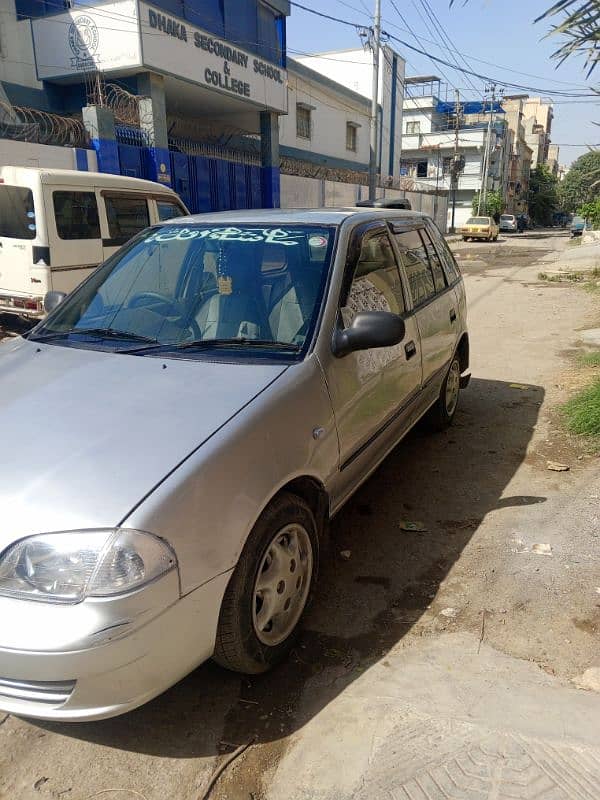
[16,0,286,66]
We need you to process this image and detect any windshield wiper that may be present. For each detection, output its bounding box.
[121,337,301,354]
[31,327,159,344]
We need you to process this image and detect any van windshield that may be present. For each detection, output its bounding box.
[32,224,336,356]
[0,185,36,240]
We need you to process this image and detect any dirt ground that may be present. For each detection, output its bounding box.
[1,230,599,800]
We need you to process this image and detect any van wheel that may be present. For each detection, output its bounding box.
[214,492,319,674]
[425,357,461,431]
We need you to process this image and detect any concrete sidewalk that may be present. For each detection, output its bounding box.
[267,632,600,799]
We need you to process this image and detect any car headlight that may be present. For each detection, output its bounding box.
[0,529,177,603]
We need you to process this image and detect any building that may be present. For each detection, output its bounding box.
[294,46,405,181]
[1,0,290,209]
[504,96,554,169]
[501,97,533,216]
[279,58,371,176]
[547,144,560,177]
[400,77,508,227]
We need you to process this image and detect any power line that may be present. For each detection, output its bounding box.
[288,1,598,98]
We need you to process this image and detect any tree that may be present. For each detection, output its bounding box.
[578,199,600,229]
[558,151,600,212]
[471,189,503,219]
[528,164,559,224]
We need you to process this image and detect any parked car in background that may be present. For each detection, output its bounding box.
[570,216,589,237]
[0,208,469,721]
[460,216,499,242]
[499,214,518,233]
[0,167,188,319]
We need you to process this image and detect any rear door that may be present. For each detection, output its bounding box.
[0,182,43,298]
[393,224,458,395]
[100,192,151,261]
[45,185,103,294]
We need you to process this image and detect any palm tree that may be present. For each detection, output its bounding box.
[449,1,600,76]
[536,1,600,76]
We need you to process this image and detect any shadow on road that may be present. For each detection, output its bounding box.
[38,377,545,761]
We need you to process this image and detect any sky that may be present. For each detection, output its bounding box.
[286,0,600,166]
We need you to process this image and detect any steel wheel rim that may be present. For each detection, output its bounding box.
[252,523,313,646]
[445,360,460,416]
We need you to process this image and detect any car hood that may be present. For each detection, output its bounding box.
[0,338,287,549]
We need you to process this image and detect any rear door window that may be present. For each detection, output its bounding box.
[105,195,150,245]
[426,222,460,284]
[0,185,36,239]
[393,228,436,306]
[419,227,447,293]
[53,191,100,240]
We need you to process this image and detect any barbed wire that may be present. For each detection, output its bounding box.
[0,101,88,147]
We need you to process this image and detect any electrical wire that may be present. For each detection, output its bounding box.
[288,1,598,98]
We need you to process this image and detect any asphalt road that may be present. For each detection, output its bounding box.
[1,230,599,800]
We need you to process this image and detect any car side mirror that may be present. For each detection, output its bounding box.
[332,310,406,358]
[43,291,67,314]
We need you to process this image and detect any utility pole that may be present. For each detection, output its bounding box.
[449,89,460,233]
[368,0,381,201]
[478,83,496,216]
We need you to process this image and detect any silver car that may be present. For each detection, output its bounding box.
[0,209,469,721]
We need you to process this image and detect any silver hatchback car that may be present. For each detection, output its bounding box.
[0,209,469,720]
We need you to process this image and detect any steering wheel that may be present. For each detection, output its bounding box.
[126,292,178,315]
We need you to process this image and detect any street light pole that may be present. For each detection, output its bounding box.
[368,0,381,201]
[478,83,496,216]
[449,88,460,233]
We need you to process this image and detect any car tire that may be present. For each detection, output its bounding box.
[493,235,498,242]
[425,356,461,431]
[214,492,319,674]
[462,237,468,242]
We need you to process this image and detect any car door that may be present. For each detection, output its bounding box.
[392,224,458,399]
[44,185,104,294]
[322,224,422,504]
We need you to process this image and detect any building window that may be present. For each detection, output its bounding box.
[346,122,358,152]
[416,161,428,178]
[296,105,312,140]
[442,156,452,175]
[406,121,421,135]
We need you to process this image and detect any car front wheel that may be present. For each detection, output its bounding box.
[214,492,319,674]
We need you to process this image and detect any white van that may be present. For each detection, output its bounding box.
[0,167,189,318]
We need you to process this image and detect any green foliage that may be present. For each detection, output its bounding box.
[578,351,600,367]
[471,190,503,218]
[561,378,600,442]
[528,165,558,224]
[559,151,600,212]
[535,1,600,76]
[578,198,600,229]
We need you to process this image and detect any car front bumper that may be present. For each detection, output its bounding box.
[0,570,231,721]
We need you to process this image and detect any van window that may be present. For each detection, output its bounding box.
[105,195,150,244]
[156,200,185,221]
[53,191,100,240]
[0,185,36,240]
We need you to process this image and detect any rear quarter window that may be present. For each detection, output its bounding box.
[0,185,36,240]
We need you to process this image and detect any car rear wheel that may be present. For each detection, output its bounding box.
[214,492,319,674]
[425,356,461,431]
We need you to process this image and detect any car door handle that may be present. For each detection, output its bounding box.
[450,308,457,323]
[405,340,417,360]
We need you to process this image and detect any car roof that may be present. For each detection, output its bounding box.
[162,207,430,226]
[0,166,178,195]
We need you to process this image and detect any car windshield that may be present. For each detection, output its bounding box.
[31,224,336,356]
[466,217,490,225]
[500,215,514,221]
